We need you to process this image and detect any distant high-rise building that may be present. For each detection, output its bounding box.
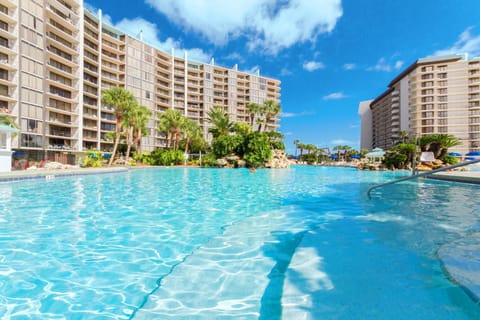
[0,0,281,163]
[359,54,480,153]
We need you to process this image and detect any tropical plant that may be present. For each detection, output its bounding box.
[212,134,244,158]
[262,99,281,133]
[181,117,202,154]
[243,132,272,168]
[232,122,252,136]
[149,148,184,166]
[101,87,137,166]
[82,149,103,168]
[333,145,350,161]
[399,130,409,143]
[418,134,461,160]
[293,139,300,158]
[206,107,233,138]
[442,155,459,165]
[123,104,152,158]
[0,114,19,137]
[158,109,184,150]
[383,143,416,169]
[297,142,306,162]
[246,102,260,128]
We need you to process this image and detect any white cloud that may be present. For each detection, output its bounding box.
[343,63,356,70]
[281,111,315,118]
[368,57,404,72]
[98,16,212,63]
[224,52,245,63]
[434,27,480,57]
[303,61,325,71]
[280,68,293,76]
[244,65,260,75]
[146,0,343,55]
[394,60,404,70]
[349,123,359,128]
[323,92,347,100]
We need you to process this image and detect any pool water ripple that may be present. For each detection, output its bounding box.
[0,167,479,319]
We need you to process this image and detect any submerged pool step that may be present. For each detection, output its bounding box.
[133,207,323,319]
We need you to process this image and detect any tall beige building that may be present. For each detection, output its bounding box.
[0,0,281,163]
[360,54,480,153]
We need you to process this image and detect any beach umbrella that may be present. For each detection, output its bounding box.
[448,152,462,157]
[329,155,338,159]
[465,157,476,161]
[465,151,480,156]
[12,151,25,157]
[350,154,361,159]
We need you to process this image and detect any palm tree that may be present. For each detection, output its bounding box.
[419,134,461,159]
[333,145,350,161]
[343,145,352,161]
[158,109,184,150]
[182,118,201,154]
[293,139,300,158]
[298,143,306,162]
[400,130,409,143]
[123,104,152,157]
[262,99,281,133]
[206,107,233,138]
[101,87,136,166]
[246,102,260,128]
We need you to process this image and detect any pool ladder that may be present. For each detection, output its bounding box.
[367,158,480,199]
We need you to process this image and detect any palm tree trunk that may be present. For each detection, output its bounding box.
[125,126,134,160]
[109,123,122,166]
[184,136,190,154]
[136,128,142,152]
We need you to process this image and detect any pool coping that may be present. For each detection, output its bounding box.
[426,171,480,184]
[0,167,129,182]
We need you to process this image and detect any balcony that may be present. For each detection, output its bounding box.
[0,37,15,55]
[45,8,78,36]
[46,33,77,57]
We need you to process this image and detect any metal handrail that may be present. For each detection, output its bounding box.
[367,158,480,199]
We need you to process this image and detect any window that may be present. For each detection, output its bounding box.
[21,133,42,148]
[438,96,448,102]
[146,91,150,99]
[438,88,447,94]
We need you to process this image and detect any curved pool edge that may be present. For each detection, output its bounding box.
[0,166,129,183]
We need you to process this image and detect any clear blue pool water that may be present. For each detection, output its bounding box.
[0,166,479,319]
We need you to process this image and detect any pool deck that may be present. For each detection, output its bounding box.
[426,171,480,184]
[0,167,129,182]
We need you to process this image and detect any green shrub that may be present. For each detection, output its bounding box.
[82,149,103,168]
[384,152,407,169]
[212,134,244,158]
[200,153,217,167]
[271,141,285,150]
[442,155,458,165]
[243,132,272,168]
[133,152,155,165]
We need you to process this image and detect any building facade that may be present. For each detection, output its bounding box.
[0,0,281,163]
[360,54,480,153]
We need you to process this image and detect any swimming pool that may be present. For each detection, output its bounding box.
[0,166,479,319]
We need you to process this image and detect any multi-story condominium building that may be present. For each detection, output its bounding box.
[0,0,281,163]
[359,54,480,153]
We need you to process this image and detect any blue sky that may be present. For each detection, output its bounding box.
[86,0,480,154]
